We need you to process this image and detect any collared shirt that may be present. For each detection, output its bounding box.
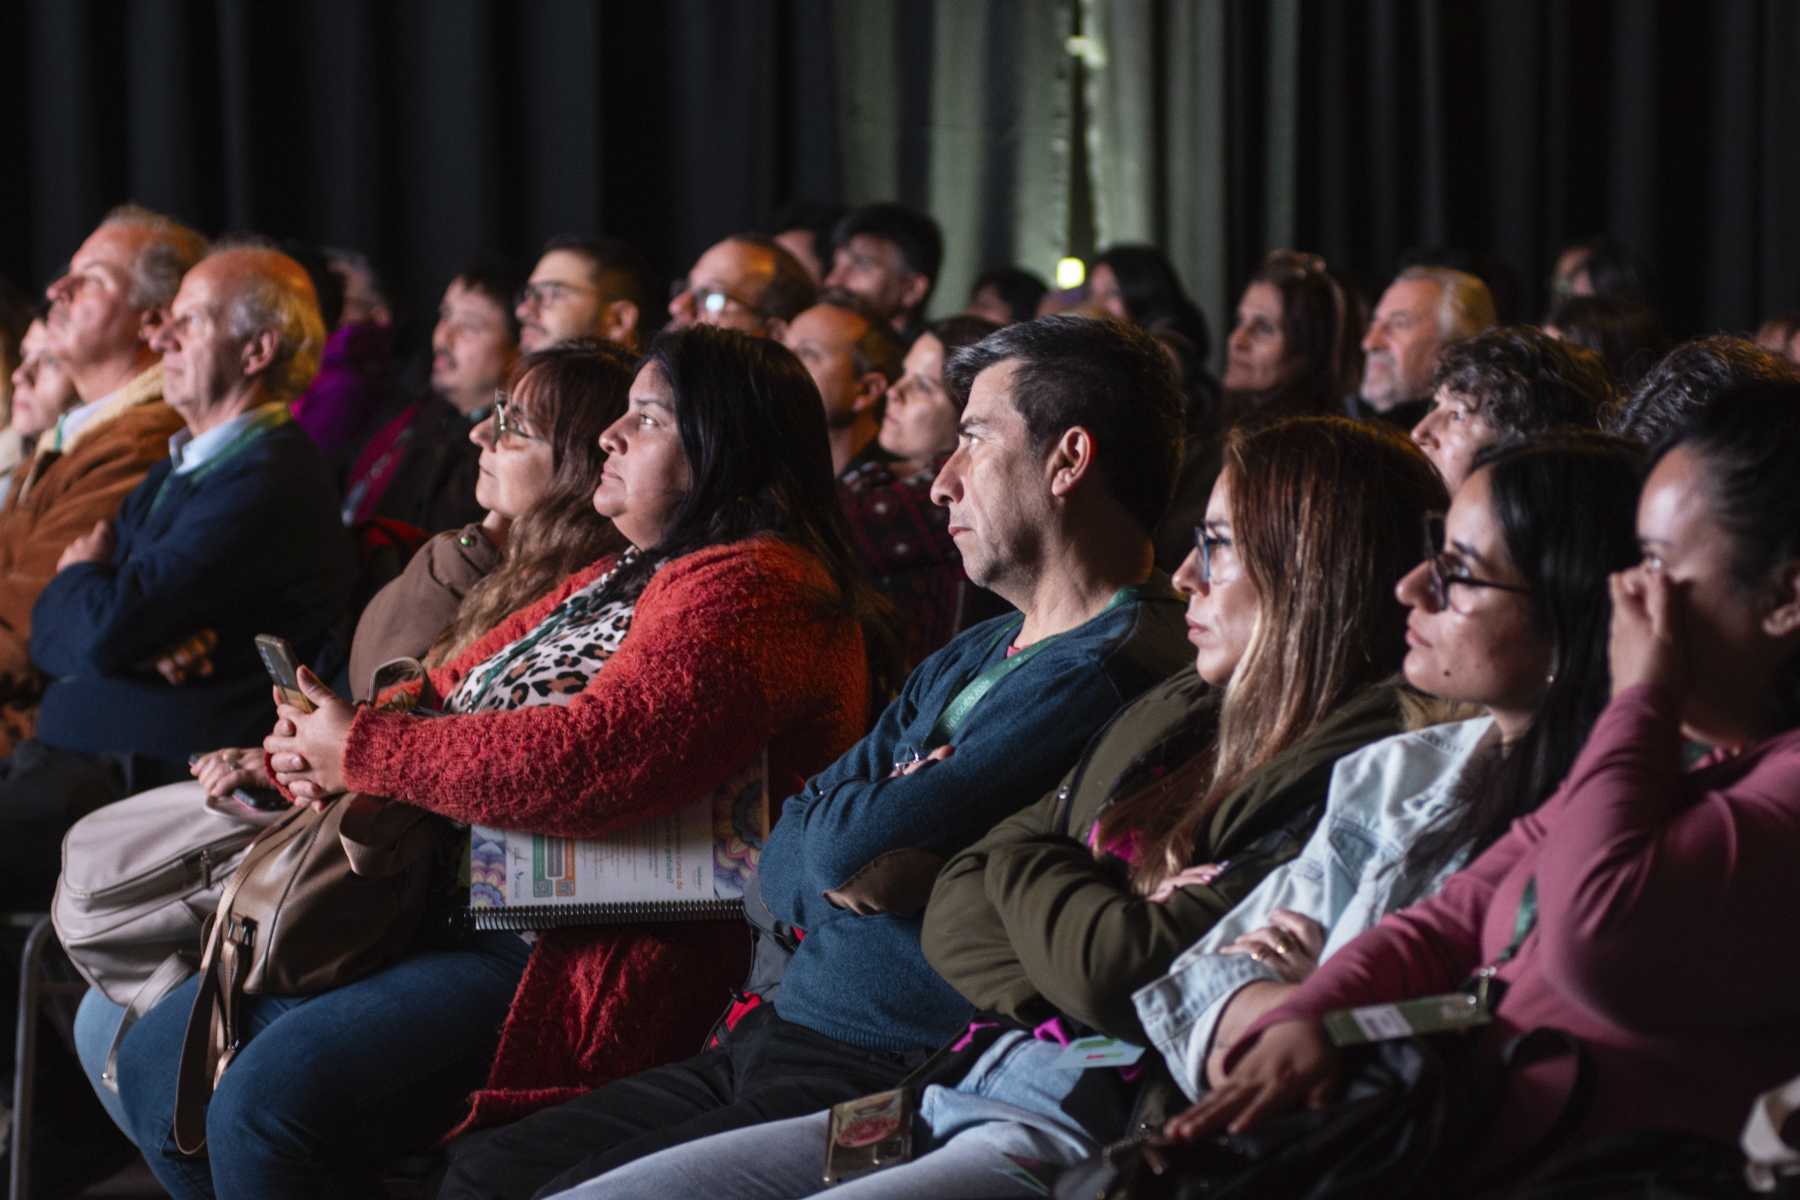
[51,395,113,452]
[168,401,290,475]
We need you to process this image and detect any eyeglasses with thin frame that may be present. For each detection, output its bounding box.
[1192,525,1235,585]
[491,390,543,444]
[1421,512,1531,611]
[516,279,600,310]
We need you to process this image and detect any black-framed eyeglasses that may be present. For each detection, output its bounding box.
[492,390,543,443]
[515,279,600,309]
[1192,525,1235,585]
[1421,512,1531,611]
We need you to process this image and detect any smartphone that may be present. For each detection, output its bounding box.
[232,785,291,812]
[822,1088,915,1184]
[254,634,315,713]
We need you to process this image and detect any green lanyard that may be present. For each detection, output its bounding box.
[1470,876,1538,1011]
[922,585,1145,750]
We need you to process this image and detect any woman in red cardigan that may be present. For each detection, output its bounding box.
[108,327,889,1200]
[1169,384,1800,1188]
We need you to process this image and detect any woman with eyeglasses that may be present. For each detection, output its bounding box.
[1136,431,1641,1104]
[537,416,1444,1200]
[1171,386,1800,1187]
[99,327,891,1200]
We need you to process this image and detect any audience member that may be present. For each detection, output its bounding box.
[105,327,888,1198]
[0,277,30,427]
[1089,244,1212,365]
[291,242,397,477]
[781,295,902,478]
[1142,433,1642,1101]
[1549,235,1653,306]
[1753,310,1800,364]
[1149,250,1360,577]
[1410,324,1612,491]
[841,314,1001,672]
[824,203,943,335]
[668,233,816,338]
[341,259,522,531]
[966,265,1048,325]
[551,417,1444,1198]
[1,243,354,910]
[516,235,655,353]
[1,318,81,505]
[1171,384,1800,1187]
[0,206,207,753]
[1544,293,1667,388]
[436,315,1195,1199]
[1357,265,1496,428]
[769,201,846,286]
[1609,334,1800,447]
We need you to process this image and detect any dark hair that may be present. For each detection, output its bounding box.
[1555,236,1653,305]
[1609,335,1800,447]
[727,232,818,322]
[0,275,32,370]
[1400,432,1645,887]
[609,326,903,696]
[1545,295,1667,389]
[969,266,1048,324]
[923,315,1002,416]
[1432,325,1615,437]
[452,254,527,343]
[946,315,1183,534]
[1093,244,1211,363]
[542,234,657,331]
[770,202,846,276]
[429,339,633,663]
[1224,251,1363,427]
[1103,417,1446,888]
[1661,384,1800,656]
[832,203,944,308]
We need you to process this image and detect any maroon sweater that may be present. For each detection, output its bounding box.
[1240,685,1800,1169]
[342,536,869,1133]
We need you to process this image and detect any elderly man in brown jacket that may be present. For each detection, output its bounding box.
[0,205,206,753]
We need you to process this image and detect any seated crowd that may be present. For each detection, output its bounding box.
[2,197,1798,1200]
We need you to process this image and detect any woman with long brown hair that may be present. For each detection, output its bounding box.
[542,416,1446,1199]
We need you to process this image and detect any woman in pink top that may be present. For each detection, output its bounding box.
[1170,384,1800,1183]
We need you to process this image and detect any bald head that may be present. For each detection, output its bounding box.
[149,245,325,434]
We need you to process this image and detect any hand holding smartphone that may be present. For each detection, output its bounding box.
[254,634,315,714]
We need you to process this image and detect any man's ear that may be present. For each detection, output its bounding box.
[599,299,639,347]
[1762,561,1800,639]
[851,371,888,416]
[239,328,280,379]
[899,272,932,318]
[1046,426,1096,499]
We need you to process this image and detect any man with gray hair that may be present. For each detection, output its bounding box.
[0,206,208,740]
[1356,265,1497,428]
[0,243,354,910]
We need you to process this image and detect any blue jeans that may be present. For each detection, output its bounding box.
[95,932,530,1200]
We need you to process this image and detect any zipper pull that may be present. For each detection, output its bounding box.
[199,848,214,889]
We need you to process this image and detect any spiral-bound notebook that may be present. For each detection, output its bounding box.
[466,754,768,931]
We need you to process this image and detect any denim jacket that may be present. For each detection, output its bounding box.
[1132,716,1498,1101]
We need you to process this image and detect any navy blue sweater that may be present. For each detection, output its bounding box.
[30,420,355,767]
[756,579,1192,1053]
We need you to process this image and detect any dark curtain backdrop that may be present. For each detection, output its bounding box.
[3,0,1795,355]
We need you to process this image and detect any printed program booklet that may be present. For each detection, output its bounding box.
[466,755,767,930]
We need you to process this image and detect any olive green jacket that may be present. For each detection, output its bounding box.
[921,672,1412,1045]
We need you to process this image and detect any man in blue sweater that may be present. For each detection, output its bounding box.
[441,315,1196,1199]
[0,244,354,908]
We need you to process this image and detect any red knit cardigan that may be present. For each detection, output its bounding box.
[340,536,869,1134]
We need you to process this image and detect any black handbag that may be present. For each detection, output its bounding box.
[1054,1027,1589,1200]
